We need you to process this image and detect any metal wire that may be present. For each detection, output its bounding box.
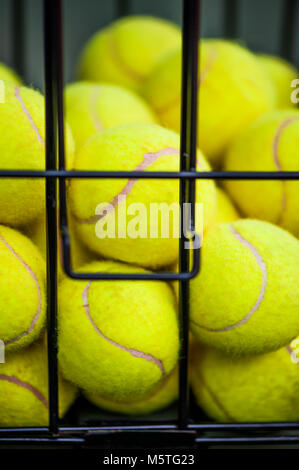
[223,0,239,38]
[116,0,130,17]
[280,0,298,62]
[44,0,60,435]
[12,0,25,78]
[178,0,200,429]
[1,169,299,179]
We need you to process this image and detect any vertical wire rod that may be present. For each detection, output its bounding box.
[178,0,201,429]
[56,0,69,266]
[116,0,130,18]
[223,0,238,38]
[280,0,297,62]
[12,0,25,78]
[44,0,60,435]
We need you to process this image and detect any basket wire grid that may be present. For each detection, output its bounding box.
[0,0,299,447]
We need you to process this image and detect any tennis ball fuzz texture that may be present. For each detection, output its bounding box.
[69,123,216,269]
[214,188,239,224]
[190,219,299,356]
[191,341,299,423]
[23,210,95,277]
[0,339,77,427]
[0,225,46,352]
[58,261,179,401]
[0,63,21,85]
[0,81,75,226]
[225,109,299,237]
[78,15,181,92]
[85,367,178,416]
[143,39,276,166]
[65,81,157,150]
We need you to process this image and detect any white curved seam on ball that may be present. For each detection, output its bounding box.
[76,147,180,224]
[0,374,48,408]
[14,87,45,144]
[0,233,42,345]
[82,282,165,376]
[191,224,267,332]
[155,46,219,116]
[91,86,104,132]
[109,31,143,82]
[272,116,299,223]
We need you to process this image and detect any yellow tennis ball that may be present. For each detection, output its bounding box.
[0,63,21,85]
[58,260,179,401]
[85,367,178,416]
[258,54,298,109]
[0,225,46,352]
[214,188,239,224]
[171,186,240,300]
[224,109,299,237]
[23,210,95,275]
[65,81,157,150]
[78,15,181,92]
[69,123,216,269]
[0,338,77,427]
[190,219,299,356]
[191,340,299,423]
[0,81,75,226]
[143,39,276,166]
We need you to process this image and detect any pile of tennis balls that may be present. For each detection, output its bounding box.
[0,14,299,426]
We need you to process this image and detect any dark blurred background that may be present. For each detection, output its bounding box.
[0,0,298,90]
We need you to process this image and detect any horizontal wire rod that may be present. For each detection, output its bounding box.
[0,170,299,180]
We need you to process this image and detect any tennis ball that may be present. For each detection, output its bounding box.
[23,210,95,275]
[65,81,157,150]
[58,260,179,401]
[143,39,276,166]
[0,63,21,85]
[214,188,239,224]
[224,109,299,236]
[191,340,299,423]
[85,367,178,416]
[0,81,75,227]
[258,54,298,109]
[78,15,181,92]
[0,225,46,352]
[0,338,77,427]
[69,123,216,269]
[190,219,299,356]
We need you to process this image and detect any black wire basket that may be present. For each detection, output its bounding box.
[0,0,299,450]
